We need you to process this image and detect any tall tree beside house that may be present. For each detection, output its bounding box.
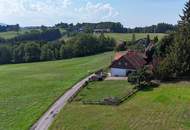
[171,0,190,75]
[157,0,190,79]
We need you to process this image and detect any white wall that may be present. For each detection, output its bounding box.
[111,68,127,77]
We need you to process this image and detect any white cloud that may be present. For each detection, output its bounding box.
[76,2,119,22]
[0,0,24,15]
[0,0,72,14]
[0,0,119,26]
[22,0,72,12]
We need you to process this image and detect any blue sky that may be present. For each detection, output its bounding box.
[0,0,186,27]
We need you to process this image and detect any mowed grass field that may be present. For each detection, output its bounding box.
[0,31,20,39]
[76,81,134,101]
[50,82,190,130]
[0,29,31,39]
[104,33,166,41]
[0,52,113,130]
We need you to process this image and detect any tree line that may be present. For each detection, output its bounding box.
[0,24,20,32]
[127,23,176,33]
[55,22,125,33]
[0,34,115,64]
[0,29,62,44]
[55,22,176,34]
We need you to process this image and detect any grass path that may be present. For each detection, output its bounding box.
[0,52,113,130]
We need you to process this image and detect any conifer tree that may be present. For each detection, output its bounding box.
[158,0,190,78]
[174,0,190,75]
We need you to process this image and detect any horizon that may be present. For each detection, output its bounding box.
[0,21,176,28]
[0,0,186,27]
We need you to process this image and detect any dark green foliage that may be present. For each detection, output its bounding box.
[155,33,175,58]
[153,36,159,43]
[51,41,63,59]
[60,43,74,59]
[7,29,61,43]
[55,22,175,34]
[61,34,115,58]
[128,67,152,88]
[0,34,115,64]
[55,22,125,33]
[115,38,146,52]
[40,44,54,61]
[12,43,25,63]
[0,24,20,32]
[155,1,190,80]
[146,34,150,44]
[23,42,41,62]
[115,41,127,51]
[132,34,136,42]
[0,45,11,64]
[127,23,176,33]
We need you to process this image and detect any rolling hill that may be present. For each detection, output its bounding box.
[0,52,113,130]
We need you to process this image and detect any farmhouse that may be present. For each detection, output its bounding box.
[110,51,147,77]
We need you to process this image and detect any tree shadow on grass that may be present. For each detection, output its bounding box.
[139,82,160,92]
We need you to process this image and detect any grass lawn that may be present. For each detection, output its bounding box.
[0,31,20,39]
[104,33,166,41]
[50,82,190,130]
[0,52,113,130]
[76,81,134,102]
[0,29,41,39]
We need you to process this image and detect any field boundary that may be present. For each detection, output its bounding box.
[82,88,138,106]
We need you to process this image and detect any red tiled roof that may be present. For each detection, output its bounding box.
[110,51,147,70]
[114,52,124,60]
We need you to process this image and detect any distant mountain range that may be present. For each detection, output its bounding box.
[0,23,7,26]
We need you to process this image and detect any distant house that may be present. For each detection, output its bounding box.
[78,28,84,33]
[110,51,147,77]
[94,28,111,33]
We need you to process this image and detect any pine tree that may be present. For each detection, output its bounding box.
[158,1,190,79]
[175,0,190,75]
[167,0,190,76]
[179,1,190,27]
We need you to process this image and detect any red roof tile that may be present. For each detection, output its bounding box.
[110,51,147,70]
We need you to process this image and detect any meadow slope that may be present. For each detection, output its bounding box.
[0,52,113,130]
[50,82,190,130]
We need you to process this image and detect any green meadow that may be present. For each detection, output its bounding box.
[0,31,20,39]
[76,80,134,102]
[0,52,113,130]
[50,82,190,130]
[104,33,166,41]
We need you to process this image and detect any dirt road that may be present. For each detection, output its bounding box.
[30,74,94,130]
